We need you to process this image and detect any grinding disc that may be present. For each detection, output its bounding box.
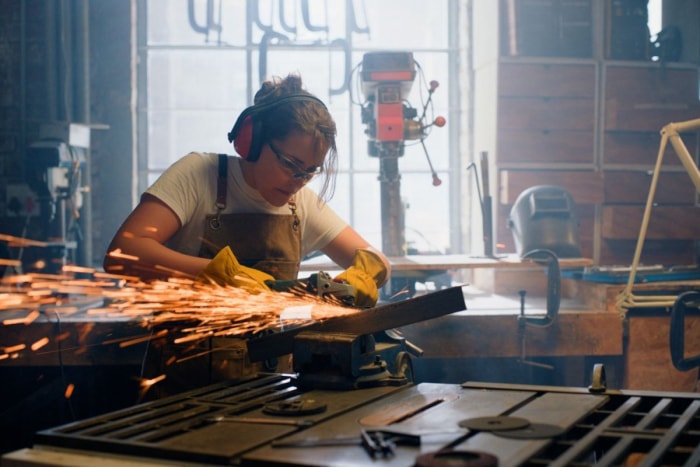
[414,449,499,467]
[459,416,530,432]
[262,398,327,416]
[493,422,565,439]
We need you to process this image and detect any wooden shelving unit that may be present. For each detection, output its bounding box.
[475,0,700,267]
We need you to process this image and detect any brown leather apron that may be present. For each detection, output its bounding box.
[198,154,302,280]
[157,154,295,387]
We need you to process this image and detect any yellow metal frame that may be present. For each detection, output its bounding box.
[616,118,700,314]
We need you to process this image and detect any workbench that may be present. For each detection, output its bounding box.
[312,254,700,394]
[5,374,700,466]
[2,258,700,459]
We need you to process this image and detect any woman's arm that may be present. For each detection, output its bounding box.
[103,194,209,279]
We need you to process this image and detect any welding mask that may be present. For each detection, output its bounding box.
[508,185,582,258]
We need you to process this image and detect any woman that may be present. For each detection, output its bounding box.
[104,73,389,308]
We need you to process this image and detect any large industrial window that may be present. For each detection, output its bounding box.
[139,0,465,257]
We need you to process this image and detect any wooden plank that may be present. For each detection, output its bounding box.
[601,205,700,239]
[598,238,696,267]
[605,66,699,101]
[604,171,696,204]
[399,311,623,359]
[626,314,700,392]
[498,129,594,165]
[577,280,700,313]
[605,98,700,132]
[499,97,595,131]
[603,131,694,166]
[500,169,604,204]
[499,63,595,97]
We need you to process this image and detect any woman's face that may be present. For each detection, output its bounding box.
[242,131,326,207]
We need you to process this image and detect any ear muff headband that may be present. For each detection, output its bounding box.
[227,93,327,162]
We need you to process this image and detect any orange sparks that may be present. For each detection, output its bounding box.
[0,234,48,247]
[64,383,75,399]
[31,337,50,351]
[3,344,26,353]
[62,265,97,274]
[118,329,168,348]
[1,240,358,364]
[106,249,139,261]
[140,374,166,388]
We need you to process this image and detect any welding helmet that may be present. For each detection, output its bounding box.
[508,185,582,258]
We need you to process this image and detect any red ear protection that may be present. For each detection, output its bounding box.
[231,114,255,160]
[227,94,327,162]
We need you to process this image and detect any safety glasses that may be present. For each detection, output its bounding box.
[268,142,322,182]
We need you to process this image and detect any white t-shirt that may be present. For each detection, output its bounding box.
[146,152,348,258]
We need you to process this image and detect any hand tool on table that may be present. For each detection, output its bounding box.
[272,429,420,458]
[266,271,355,306]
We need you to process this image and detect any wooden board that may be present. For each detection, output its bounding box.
[626,314,700,392]
[399,310,622,359]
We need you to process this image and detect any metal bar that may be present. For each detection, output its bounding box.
[683,443,700,467]
[638,399,700,467]
[548,397,642,467]
[595,398,674,467]
[247,286,466,362]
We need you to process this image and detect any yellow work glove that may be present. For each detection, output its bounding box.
[334,248,389,308]
[197,246,273,293]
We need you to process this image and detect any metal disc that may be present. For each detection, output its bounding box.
[493,422,565,439]
[262,398,327,416]
[459,416,530,432]
[415,450,499,467]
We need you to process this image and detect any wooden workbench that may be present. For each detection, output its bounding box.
[2,260,698,393]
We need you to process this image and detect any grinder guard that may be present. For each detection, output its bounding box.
[508,185,582,258]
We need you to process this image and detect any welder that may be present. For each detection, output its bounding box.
[103,74,389,393]
[104,73,389,309]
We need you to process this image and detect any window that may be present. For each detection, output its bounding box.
[139,0,464,256]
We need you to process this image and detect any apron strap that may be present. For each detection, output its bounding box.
[210,154,228,230]
[216,154,228,210]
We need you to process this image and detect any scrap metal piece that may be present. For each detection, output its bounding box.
[263,398,327,416]
[458,416,530,432]
[206,416,314,427]
[247,286,466,363]
[493,422,565,439]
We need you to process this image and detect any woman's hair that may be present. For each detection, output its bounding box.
[254,74,337,201]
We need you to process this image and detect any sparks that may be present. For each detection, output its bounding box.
[1,235,358,366]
